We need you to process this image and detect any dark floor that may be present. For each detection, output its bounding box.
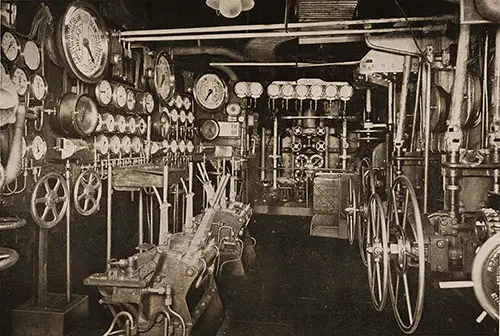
[216,215,497,336]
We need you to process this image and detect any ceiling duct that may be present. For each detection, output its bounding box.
[296,0,359,22]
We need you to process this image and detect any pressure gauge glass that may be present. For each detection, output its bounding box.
[137,118,147,134]
[339,85,353,100]
[170,109,179,123]
[95,79,112,106]
[58,3,109,83]
[12,68,28,95]
[115,115,127,133]
[170,140,178,153]
[325,85,338,99]
[175,95,183,109]
[194,73,228,111]
[200,119,220,141]
[296,84,308,99]
[310,84,323,99]
[30,135,47,160]
[127,116,136,134]
[95,134,109,155]
[183,97,191,110]
[102,113,115,132]
[74,95,99,136]
[31,74,48,101]
[121,136,131,154]
[187,111,195,124]
[179,140,186,153]
[23,40,41,71]
[282,83,294,98]
[249,82,263,98]
[0,63,6,76]
[131,137,142,154]
[267,83,280,98]
[179,110,186,123]
[144,92,155,114]
[186,140,194,153]
[234,82,249,98]
[109,135,121,155]
[126,90,136,112]
[153,52,175,102]
[2,32,19,61]
[226,102,241,117]
[113,84,127,108]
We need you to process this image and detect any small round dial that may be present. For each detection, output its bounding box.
[121,136,131,154]
[296,84,309,99]
[267,83,280,98]
[30,74,48,101]
[170,139,178,153]
[152,52,175,102]
[282,84,294,98]
[140,92,155,114]
[194,73,228,111]
[58,2,109,83]
[179,140,186,153]
[249,82,264,98]
[310,84,323,99]
[95,79,112,106]
[30,135,47,161]
[137,118,147,134]
[12,68,28,96]
[175,95,183,109]
[95,134,109,155]
[115,115,127,133]
[179,110,186,123]
[2,32,20,61]
[101,113,115,133]
[339,85,353,100]
[187,112,195,124]
[126,89,136,112]
[23,40,41,71]
[109,135,121,155]
[186,140,194,153]
[226,102,241,117]
[170,109,179,123]
[200,119,220,141]
[126,116,136,134]
[0,63,6,76]
[234,82,249,98]
[325,85,338,99]
[112,84,127,109]
[131,136,142,154]
[183,97,191,110]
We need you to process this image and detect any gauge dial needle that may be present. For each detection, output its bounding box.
[83,38,95,63]
[205,89,213,101]
[160,74,166,87]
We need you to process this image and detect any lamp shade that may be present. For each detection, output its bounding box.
[206,0,254,18]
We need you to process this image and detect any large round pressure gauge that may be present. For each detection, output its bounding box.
[152,52,175,102]
[57,2,109,83]
[57,93,98,137]
[23,41,41,71]
[2,32,20,61]
[194,73,228,111]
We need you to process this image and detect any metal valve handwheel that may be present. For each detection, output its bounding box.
[316,126,326,136]
[358,158,376,267]
[73,170,102,216]
[292,141,302,152]
[30,172,69,229]
[308,154,324,168]
[366,193,389,311]
[292,126,303,136]
[315,140,326,152]
[346,178,357,245]
[387,175,425,334]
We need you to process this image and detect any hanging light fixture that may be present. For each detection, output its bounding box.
[206,0,255,18]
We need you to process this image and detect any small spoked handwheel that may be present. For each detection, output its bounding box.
[346,178,357,245]
[387,175,425,334]
[366,193,389,311]
[74,170,102,216]
[30,172,69,229]
[358,158,376,267]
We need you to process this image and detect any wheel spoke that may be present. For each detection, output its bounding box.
[41,207,49,221]
[391,189,401,227]
[36,197,47,204]
[395,273,400,308]
[54,179,61,192]
[43,181,50,194]
[403,273,414,324]
[376,260,382,302]
[84,198,90,211]
[51,208,58,221]
[55,196,67,203]
[402,188,410,230]
[78,192,86,201]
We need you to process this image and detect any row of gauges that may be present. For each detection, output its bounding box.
[94,79,155,114]
[150,139,195,155]
[267,80,354,101]
[1,63,48,100]
[96,113,148,135]
[152,108,195,140]
[94,134,144,156]
[1,31,41,71]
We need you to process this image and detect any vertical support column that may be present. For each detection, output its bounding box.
[260,127,266,182]
[272,115,279,190]
[159,165,169,244]
[106,164,112,268]
[394,55,413,176]
[37,228,48,307]
[366,88,372,122]
[386,81,394,189]
[138,190,143,245]
[65,162,71,302]
[424,63,432,213]
[184,161,194,233]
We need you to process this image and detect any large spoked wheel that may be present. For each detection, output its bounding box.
[346,178,357,245]
[358,158,376,267]
[74,170,102,216]
[387,175,425,334]
[367,193,389,311]
[30,172,69,229]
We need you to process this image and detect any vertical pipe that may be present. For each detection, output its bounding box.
[185,161,194,233]
[260,127,266,181]
[37,228,48,307]
[138,190,143,245]
[173,184,179,232]
[424,64,432,213]
[366,88,372,121]
[410,65,422,152]
[482,34,489,148]
[324,127,329,169]
[159,165,169,244]
[65,163,71,302]
[107,164,112,268]
[493,28,500,123]
[395,55,413,146]
[272,117,278,189]
[149,194,154,244]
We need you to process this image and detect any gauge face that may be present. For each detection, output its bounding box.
[115,115,126,133]
[194,73,228,111]
[175,95,183,109]
[0,63,6,76]
[310,84,323,99]
[121,136,131,154]
[127,116,136,134]
[137,118,147,134]
[144,92,155,113]
[183,97,191,110]
[179,140,186,153]
[2,32,19,61]
[74,95,98,136]
[109,135,121,154]
[95,79,112,106]
[339,85,353,100]
[200,119,220,141]
[131,137,142,154]
[234,82,249,98]
[170,109,179,122]
[187,111,195,124]
[59,3,109,83]
[249,82,264,98]
[296,84,309,99]
[153,52,175,102]
[282,84,294,98]
[30,135,47,160]
[226,102,241,117]
[267,83,280,98]
[12,68,28,95]
[126,90,136,111]
[23,40,41,71]
[186,140,194,153]
[102,113,115,132]
[179,110,186,123]
[113,85,126,108]
[95,134,109,155]
[325,85,338,99]
[31,74,48,101]
[170,140,178,153]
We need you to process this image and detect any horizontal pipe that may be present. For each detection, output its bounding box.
[119,15,454,37]
[123,26,447,43]
[209,60,361,67]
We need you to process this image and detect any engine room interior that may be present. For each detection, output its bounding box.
[1,0,500,335]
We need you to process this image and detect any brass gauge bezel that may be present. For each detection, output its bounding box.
[30,74,48,101]
[22,40,41,71]
[151,51,175,103]
[1,31,20,62]
[193,73,228,112]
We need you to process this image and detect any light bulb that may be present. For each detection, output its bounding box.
[219,0,242,18]
[241,0,254,11]
[205,0,218,10]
